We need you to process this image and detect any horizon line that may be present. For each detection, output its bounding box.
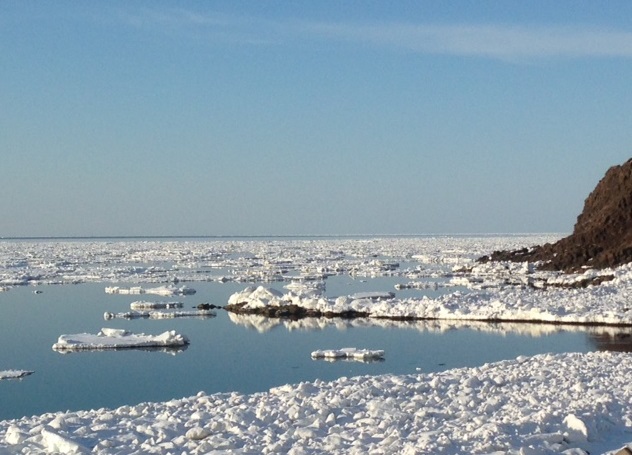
[0,232,567,241]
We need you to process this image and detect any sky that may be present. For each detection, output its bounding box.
[2,1,632,237]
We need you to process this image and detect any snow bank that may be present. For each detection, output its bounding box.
[0,370,33,380]
[52,328,189,351]
[2,352,632,454]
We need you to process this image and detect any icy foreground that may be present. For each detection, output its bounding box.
[51,328,189,351]
[1,351,631,454]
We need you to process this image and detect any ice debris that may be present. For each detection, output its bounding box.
[129,301,183,310]
[105,285,195,296]
[104,309,216,320]
[0,370,33,380]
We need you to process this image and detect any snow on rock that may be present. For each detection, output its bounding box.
[52,328,189,351]
[227,285,286,309]
[311,347,385,361]
[2,352,632,453]
[0,370,33,380]
[226,261,632,325]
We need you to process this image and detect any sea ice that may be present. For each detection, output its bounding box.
[311,347,385,361]
[129,301,183,310]
[105,285,195,296]
[51,328,189,351]
[9,236,632,453]
[103,309,216,320]
[0,370,33,380]
[2,351,632,454]
[348,291,395,300]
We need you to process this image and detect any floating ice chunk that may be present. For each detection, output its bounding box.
[105,285,195,296]
[129,301,183,310]
[145,285,196,296]
[146,310,215,319]
[349,291,395,300]
[311,347,385,361]
[52,328,189,351]
[0,370,34,380]
[104,310,216,320]
[284,280,325,297]
[105,286,143,295]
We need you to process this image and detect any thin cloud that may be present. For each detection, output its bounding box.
[118,8,632,60]
[304,22,632,60]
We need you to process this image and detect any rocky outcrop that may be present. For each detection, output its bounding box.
[480,158,632,272]
[224,301,369,319]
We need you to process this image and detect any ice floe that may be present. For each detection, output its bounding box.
[51,328,189,351]
[103,310,216,320]
[348,291,395,300]
[128,301,183,310]
[2,351,632,453]
[0,370,33,380]
[105,285,195,296]
[311,347,385,361]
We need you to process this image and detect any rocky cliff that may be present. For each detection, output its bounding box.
[480,158,632,271]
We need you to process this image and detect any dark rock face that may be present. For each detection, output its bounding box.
[480,158,632,272]
[224,302,370,319]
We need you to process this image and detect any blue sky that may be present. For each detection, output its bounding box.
[2,1,632,237]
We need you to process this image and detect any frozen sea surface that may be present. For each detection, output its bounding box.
[2,235,632,453]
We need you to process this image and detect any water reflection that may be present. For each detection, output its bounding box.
[589,329,632,352]
[313,357,385,364]
[227,312,632,352]
[52,345,189,355]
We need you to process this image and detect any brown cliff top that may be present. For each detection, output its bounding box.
[479,158,632,272]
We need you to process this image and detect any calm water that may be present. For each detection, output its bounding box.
[0,279,625,421]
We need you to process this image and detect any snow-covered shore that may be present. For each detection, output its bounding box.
[1,351,632,454]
